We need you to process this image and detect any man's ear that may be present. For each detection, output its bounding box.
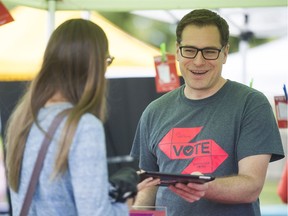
[223,44,230,64]
[176,42,180,61]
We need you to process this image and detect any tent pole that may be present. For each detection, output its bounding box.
[239,40,248,84]
[47,0,56,40]
[239,14,253,86]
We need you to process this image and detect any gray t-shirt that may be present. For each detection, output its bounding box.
[131,80,284,216]
[10,102,128,216]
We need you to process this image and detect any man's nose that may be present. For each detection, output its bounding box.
[193,51,206,65]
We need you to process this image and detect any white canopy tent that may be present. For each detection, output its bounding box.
[2,0,287,40]
[3,0,287,11]
[132,7,287,38]
[223,37,288,102]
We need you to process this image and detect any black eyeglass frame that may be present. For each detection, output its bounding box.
[179,45,225,60]
[106,56,115,66]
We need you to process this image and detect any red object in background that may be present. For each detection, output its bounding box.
[0,2,14,26]
[130,209,166,216]
[154,54,180,93]
[277,161,288,203]
[274,96,288,128]
[130,213,154,216]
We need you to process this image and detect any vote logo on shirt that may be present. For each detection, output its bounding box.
[159,127,228,174]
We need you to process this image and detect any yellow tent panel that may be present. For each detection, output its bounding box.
[0,6,161,81]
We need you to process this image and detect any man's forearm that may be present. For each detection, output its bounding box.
[134,186,158,206]
[204,174,264,204]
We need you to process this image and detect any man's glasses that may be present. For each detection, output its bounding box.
[106,56,114,66]
[179,46,224,60]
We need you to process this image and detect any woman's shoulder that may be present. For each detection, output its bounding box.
[78,113,102,129]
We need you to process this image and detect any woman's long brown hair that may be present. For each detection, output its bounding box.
[5,19,109,191]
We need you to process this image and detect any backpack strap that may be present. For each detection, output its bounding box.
[20,110,68,216]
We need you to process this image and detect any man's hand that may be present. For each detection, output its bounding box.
[168,182,208,203]
[137,176,160,191]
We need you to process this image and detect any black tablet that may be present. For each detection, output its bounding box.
[139,171,215,186]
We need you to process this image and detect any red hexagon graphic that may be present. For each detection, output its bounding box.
[159,127,228,174]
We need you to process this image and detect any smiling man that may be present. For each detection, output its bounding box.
[130,9,285,216]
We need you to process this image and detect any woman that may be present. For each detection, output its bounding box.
[5,19,158,216]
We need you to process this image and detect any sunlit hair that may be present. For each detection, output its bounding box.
[5,19,109,191]
[176,9,229,47]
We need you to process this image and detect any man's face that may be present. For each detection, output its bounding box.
[176,25,229,99]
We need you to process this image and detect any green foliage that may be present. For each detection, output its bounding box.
[260,180,283,205]
[100,12,176,52]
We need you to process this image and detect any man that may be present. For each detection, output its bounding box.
[130,9,284,216]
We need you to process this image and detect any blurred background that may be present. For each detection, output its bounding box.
[0,1,287,215]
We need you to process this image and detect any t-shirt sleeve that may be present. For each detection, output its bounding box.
[68,114,129,216]
[236,94,284,162]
